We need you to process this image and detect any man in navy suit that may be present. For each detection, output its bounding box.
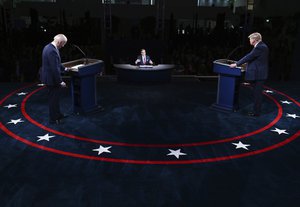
[41,34,68,124]
[230,32,269,117]
[135,49,153,65]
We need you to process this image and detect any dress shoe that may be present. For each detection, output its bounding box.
[247,111,260,117]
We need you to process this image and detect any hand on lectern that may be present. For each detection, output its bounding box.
[229,63,237,68]
[60,81,67,88]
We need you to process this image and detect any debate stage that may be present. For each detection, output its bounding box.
[0,77,300,206]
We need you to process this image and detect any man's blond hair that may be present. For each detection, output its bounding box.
[248,32,262,41]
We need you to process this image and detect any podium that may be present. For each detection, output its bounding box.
[211,59,243,112]
[63,58,104,114]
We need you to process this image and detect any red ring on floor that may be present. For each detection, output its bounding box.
[20,85,282,148]
[0,84,299,164]
[0,122,299,164]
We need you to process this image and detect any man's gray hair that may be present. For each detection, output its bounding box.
[54,34,67,42]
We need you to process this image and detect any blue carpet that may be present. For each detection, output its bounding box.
[0,78,299,206]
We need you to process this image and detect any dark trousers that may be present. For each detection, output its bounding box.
[47,86,62,121]
[251,80,265,115]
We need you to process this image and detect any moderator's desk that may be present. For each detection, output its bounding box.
[113,64,175,82]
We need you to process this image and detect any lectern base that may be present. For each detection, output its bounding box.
[210,103,238,113]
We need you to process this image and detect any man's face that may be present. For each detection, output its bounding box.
[57,41,67,49]
[249,38,256,46]
[141,50,146,56]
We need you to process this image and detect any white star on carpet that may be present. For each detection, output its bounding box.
[167,149,187,159]
[280,100,292,105]
[271,128,289,135]
[7,118,24,125]
[37,83,45,86]
[286,113,300,119]
[93,145,112,155]
[17,92,27,96]
[4,104,17,109]
[232,141,250,150]
[37,133,55,142]
[264,90,274,94]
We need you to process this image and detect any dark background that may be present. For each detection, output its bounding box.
[0,0,299,82]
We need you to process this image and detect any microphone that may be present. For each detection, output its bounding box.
[226,45,243,63]
[72,44,88,64]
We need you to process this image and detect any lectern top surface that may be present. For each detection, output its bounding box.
[69,64,85,72]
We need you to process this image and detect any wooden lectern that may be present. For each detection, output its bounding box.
[211,59,244,112]
[63,58,104,114]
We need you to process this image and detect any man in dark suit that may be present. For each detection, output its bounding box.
[41,34,68,124]
[135,49,153,65]
[230,32,269,117]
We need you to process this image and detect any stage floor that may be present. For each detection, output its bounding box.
[0,77,300,206]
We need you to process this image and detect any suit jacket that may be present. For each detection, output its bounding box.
[136,55,152,65]
[41,43,65,86]
[236,41,269,81]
